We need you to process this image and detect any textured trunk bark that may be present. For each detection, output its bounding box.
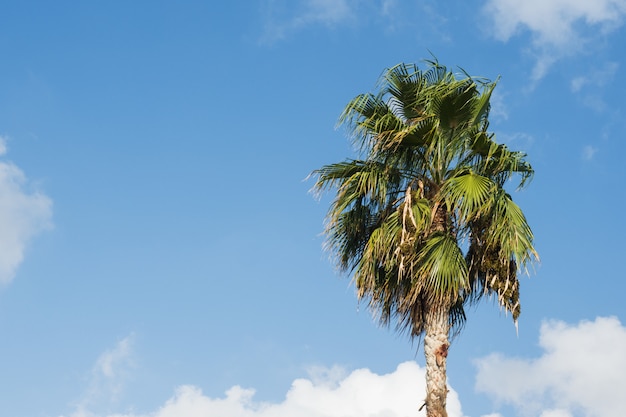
[423,306,450,417]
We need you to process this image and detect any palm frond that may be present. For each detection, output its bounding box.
[469,131,534,188]
[487,191,538,270]
[442,171,496,223]
[470,77,498,126]
[416,233,469,302]
[464,189,538,321]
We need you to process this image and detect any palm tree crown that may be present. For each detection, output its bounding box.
[312,60,538,339]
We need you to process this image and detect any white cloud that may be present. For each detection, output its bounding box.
[475,316,626,417]
[62,361,470,417]
[0,136,53,285]
[483,0,626,80]
[485,0,626,45]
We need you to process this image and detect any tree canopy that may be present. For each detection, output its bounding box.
[312,60,538,416]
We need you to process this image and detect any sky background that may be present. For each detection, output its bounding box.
[0,1,625,417]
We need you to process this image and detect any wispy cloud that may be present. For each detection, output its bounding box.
[582,145,598,160]
[475,316,626,417]
[0,135,53,285]
[260,0,357,43]
[497,131,535,152]
[68,335,136,417]
[570,62,619,93]
[488,88,509,122]
[483,0,626,81]
[380,0,396,17]
[570,61,619,112]
[259,0,444,43]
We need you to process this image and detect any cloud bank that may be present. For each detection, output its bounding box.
[483,0,626,80]
[476,316,626,417]
[0,136,53,285]
[147,362,465,417]
[60,317,626,417]
[64,361,466,417]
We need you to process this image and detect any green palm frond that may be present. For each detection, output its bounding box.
[486,191,538,270]
[312,160,368,190]
[416,233,469,302]
[432,80,479,130]
[464,189,538,322]
[357,209,403,278]
[339,93,407,153]
[442,171,496,223]
[381,63,424,120]
[470,78,498,126]
[313,160,398,209]
[469,131,534,188]
[409,196,432,232]
[327,201,376,271]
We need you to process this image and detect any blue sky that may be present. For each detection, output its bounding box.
[0,1,625,416]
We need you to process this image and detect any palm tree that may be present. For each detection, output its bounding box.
[311,60,538,417]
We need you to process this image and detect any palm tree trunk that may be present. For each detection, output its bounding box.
[423,305,450,417]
